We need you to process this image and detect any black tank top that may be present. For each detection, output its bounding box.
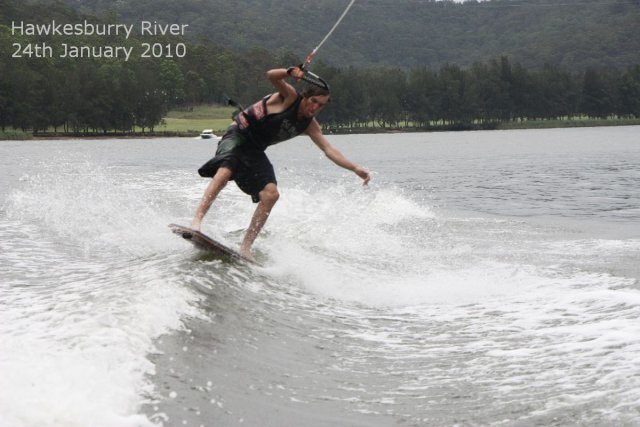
[236,94,312,151]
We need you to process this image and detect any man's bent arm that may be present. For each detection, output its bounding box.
[266,68,299,102]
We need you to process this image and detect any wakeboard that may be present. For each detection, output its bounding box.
[168,224,256,264]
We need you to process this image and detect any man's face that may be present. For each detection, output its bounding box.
[300,95,330,118]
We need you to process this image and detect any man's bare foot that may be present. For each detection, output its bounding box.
[191,219,201,231]
[239,247,255,262]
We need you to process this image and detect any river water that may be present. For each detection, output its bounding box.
[1,126,639,426]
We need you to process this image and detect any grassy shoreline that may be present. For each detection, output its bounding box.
[160,105,236,135]
[3,105,639,140]
[497,117,640,130]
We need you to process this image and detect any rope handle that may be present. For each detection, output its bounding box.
[288,66,330,91]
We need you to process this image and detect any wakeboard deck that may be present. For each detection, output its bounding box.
[168,224,257,265]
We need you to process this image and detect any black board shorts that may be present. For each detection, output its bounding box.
[198,127,277,203]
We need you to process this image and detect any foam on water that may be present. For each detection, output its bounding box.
[245,180,640,423]
[260,181,637,308]
[7,157,187,256]
[3,133,640,426]
[1,157,202,427]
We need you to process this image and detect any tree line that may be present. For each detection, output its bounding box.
[2,34,639,135]
[2,0,640,135]
[314,58,640,130]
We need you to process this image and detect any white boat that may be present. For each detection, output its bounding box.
[200,129,218,139]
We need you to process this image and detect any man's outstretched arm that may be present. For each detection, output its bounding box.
[307,119,371,185]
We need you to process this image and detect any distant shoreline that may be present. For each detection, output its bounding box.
[2,118,639,140]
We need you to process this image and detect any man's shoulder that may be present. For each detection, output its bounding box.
[305,118,322,135]
[265,91,301,115]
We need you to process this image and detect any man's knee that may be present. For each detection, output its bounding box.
[215,166,233,182]
[260,184,279,205]
[207,168,232,193]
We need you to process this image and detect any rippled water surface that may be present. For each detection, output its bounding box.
[1,126,639,426]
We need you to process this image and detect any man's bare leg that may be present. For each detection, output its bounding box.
[191,167,233,230]
[239,183,279,259]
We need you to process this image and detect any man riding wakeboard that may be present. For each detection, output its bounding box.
[191,66,370,261]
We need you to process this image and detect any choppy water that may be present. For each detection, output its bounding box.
[1,126,639,427]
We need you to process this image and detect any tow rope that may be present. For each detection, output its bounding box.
[298,0,357,90]
[302,0,357,70]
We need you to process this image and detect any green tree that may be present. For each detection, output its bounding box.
[368,67,406,128]
[159,60,186,107]
[580,68,616,118]
[406,67,439,127]
[133,60,168,132]
[530,65,577,120]
[184,70,207,106]
[618,65,640,118]
[437,64,474,124]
